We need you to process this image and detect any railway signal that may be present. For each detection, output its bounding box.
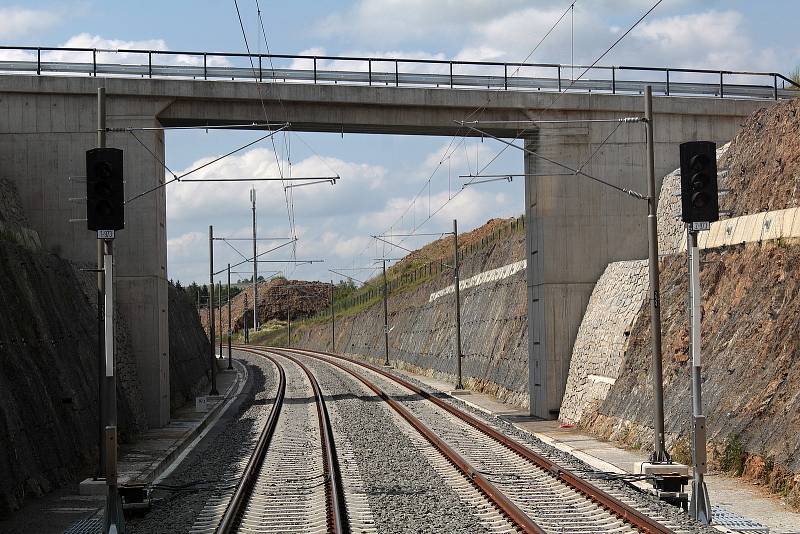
[86,147,124,232]
[680,141,719,224]
[680,140,718,525]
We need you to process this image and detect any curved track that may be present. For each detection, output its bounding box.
[196,348,349,534]
[276,346,678,534]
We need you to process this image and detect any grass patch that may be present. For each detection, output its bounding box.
[670,436,692,466]
[720,434,746,476]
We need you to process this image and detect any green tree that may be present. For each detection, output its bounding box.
[789,66,800,90]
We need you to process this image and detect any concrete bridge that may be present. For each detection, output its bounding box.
[0,48,788,423]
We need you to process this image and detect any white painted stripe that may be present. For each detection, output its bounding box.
[678,206,800,252]
[587,374,616,385]
[429,259,527,302]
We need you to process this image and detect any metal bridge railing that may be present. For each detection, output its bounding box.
[0,45,798,100]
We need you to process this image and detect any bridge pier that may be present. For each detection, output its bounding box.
[522,100,751,419]
[0,82,171,427]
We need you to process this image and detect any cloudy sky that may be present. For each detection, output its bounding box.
[4,1,799,284]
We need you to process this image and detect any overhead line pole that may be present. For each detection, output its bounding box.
[251,187,258,335]
[208,225,218,396]
[453,219,464,390]
[218,281,223,361]
[330,280,335,352]
[227,264,233,369]
[645,85,668,463]
[382,259,389,367]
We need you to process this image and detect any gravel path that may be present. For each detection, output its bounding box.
[296,353,506,534]
[126,350,276,534]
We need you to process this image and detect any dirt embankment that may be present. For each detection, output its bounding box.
[720,98,800,214]
[383,217,513,277]
[201,278,331,333]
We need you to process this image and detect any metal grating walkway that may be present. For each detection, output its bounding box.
[712,505,770,533]
[63,518,102,534]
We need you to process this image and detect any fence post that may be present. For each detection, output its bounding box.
[665,69,670,96]
[148,52,152,78]
[37,48,41,75]
[504,64,508,90]
[92,49,96,76]
[395,60,399,86]
[611,66,615,94]
[313,57,317,83]
[557,65,561,92]
[450,61,454,88]
[719,71,724,98]
[368,59,372,86]
[203,53,207,80]
[773,74,778,101]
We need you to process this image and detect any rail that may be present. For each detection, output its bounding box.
[217,351,286,534]
[284,347,676,534]
[1,45,798,100]
[272,346,545,533]
[232,347,349,534]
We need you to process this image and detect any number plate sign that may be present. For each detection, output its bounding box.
[97,229,115,239]
[690,221,710,232]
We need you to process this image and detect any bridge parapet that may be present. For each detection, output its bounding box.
[1,45,797,101]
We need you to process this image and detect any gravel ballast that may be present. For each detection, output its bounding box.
[297,353,500,534]
[127,351,277,534]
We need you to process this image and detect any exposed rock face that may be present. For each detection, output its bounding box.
[0,179,211,516]
[0,241,148,516]
[720,98,800,215]
[593,242,800,475]
[566,97,800,505]
[168,286,211,410]
[297,232,530,408]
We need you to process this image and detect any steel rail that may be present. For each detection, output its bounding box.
[239,347,349,534]
[284,346,676,534]
[217,351,286,534]
[261,346,545,534]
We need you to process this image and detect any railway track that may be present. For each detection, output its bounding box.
[275,346,682,534]
[191,348,349,534]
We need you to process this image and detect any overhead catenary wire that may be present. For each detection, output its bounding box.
[125,124,288,204]
[473,0,665,176]
[460,123,645,200]
[232,0,296,259]
[349,1,578,269]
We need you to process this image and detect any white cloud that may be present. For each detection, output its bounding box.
[315,0,526,44]
[0,7,59,39]
[45,33,231,66]
[358,185,515,236]
[168,231,206,259]
[167,146,388,222]
[0,33,233,66]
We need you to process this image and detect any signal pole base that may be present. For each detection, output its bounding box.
[690,478,712,525]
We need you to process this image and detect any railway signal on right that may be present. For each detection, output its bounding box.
[679,141,718,224]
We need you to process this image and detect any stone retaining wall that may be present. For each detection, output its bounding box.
[559,260,648,424]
